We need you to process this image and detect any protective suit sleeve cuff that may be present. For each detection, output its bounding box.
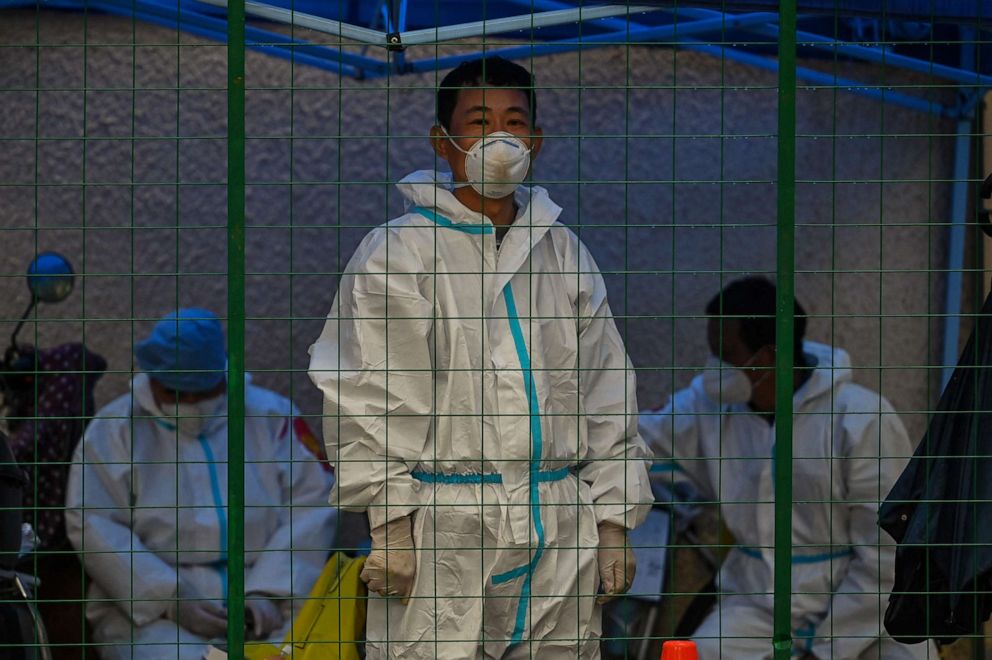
[129,591,177,627]
[592,501,652,530]
[244,574,291,599]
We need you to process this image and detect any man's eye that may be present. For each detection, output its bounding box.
[470,119,487,125]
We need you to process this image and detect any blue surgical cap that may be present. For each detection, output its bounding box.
[135,308,226,393]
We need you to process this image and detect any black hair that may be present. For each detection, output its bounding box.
[436,57,536,131]
[705,276,807,361]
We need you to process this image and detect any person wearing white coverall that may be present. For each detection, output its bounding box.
[639,278,934,659]
[308,57,652,659]
[66,308,336,660]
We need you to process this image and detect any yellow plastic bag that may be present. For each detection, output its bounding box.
[245,552,367,660]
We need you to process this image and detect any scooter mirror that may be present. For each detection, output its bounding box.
[26,252,74,304]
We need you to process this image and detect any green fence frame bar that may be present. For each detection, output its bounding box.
[226,0,247,655]
[773,1,797,659]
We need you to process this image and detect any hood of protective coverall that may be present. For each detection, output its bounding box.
[803,340,853,389]
[396,169,562,233]
[761,340,853,401]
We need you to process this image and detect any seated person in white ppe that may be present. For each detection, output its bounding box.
[66,308,336,660]
[309,56,652,659]
[639,277,932,660]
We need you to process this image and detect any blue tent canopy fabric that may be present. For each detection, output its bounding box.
[1,0,990,93]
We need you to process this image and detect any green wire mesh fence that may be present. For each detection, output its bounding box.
[1,1,991,658]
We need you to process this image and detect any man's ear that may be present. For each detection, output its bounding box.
[430,125,449,161]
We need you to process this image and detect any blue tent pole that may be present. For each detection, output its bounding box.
[514,0,954,119]
[506,0,636,32]
[403,27,950,116]
[199,0,385,44]
[528,1,992,91]
[397,3,664,45]
[406,16,949,118]
[404,12,780,72]
[87,0,382,75]
[391,0,409,72]
[957,85,986,119]
[676,6,992,88]
[940,117,974,388]
[681,39,951,117]
[88,8,361,76]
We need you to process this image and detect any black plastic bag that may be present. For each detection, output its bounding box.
[878,291,992,644]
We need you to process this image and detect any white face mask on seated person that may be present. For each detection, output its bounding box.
[171,395,226,438]
[139,373,227,439]
[443,129,532,199]
[701,351,772,406]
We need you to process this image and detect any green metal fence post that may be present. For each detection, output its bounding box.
[774,0,797,659]
[226,0,246,655]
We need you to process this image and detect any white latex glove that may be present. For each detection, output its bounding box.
[166,578,228,639]
[245,597,284,641]
[361,515,417,604]
[597,521,635,604]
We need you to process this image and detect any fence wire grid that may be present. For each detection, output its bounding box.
[1,1,991,659]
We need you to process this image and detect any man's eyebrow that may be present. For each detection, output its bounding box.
[463,105,530,116]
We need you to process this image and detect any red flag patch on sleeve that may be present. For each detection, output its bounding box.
[293,417,331,472]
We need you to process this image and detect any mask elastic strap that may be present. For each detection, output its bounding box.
[438,127,471,189]
[440,126,471,155]
[440,127,532,156]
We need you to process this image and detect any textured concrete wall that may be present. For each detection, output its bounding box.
[1,10,959,444]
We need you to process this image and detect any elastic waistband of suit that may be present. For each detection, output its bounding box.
[737,545,854,564]
[411,467,574,485]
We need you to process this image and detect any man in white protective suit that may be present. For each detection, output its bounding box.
[308,56,653,659]
[639,277,935,659]
[66,308,336,659]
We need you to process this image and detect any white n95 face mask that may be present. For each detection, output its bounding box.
[173,395,226,438]
[701,355,754,405]
[445,130,532,199]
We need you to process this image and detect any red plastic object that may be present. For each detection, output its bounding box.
[661,640,699,660]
